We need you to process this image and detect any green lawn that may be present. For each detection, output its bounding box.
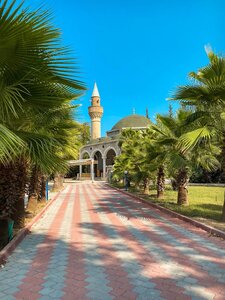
[112,183,225,230]
[147,186,224,222]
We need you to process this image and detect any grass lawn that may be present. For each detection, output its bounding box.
[113,183,225,232]
[148,186,224,220]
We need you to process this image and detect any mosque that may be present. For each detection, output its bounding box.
[76,83,151,180]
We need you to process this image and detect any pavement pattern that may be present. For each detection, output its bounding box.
[0,182,225,300]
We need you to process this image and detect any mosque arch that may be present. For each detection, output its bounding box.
[104,146,119,157]
[79,151,90,176]
[105,148,117,166]
[81,151,90,159]
[92,150,103,178]
[104,148,117,178]
[90,148,104,159]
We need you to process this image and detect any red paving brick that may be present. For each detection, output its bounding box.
[0,182,224,300]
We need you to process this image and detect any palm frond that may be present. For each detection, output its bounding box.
[177,127,212,151]
[0,124,24,163]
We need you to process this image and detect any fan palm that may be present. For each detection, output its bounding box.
[0,0,86,228]
[171,49,225,165]
[151,110,220,205]
[171,49,225,217]
[114,129,155,194]
[145,129,167,198]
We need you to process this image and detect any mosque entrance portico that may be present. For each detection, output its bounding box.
[80,142,120,180]
[68,158,96,181]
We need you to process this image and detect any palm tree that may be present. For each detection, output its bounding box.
[171,49,225,170]
[150,110,220,205]
[113,129,154,194]
[0,0,86,230]
[145,133,167,198]
[156,166,165,198]
[171,48,225,217]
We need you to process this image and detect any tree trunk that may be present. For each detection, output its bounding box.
[177,169,189,206]
[11,158,28,228]
[27,164,41,208]
[52,173,64,192]
[221,191,225,222]
[221,134,225,183]
[0,219,9,247]
[143,178,150,195]
[0,162,15,219]
[157,166,165,198]
[0,158,28,228]
[39,175,47,202]
[26,194,37,212]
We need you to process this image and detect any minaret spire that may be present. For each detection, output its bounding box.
[88,82,103,140]
[92,82,100,97]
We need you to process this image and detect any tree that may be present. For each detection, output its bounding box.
[0,0,86,229]
[145,130,167,198]
[150,110,220,205]
[79,122,91,145]
[171,49,225,172]
[113,129,155,194]
[171,48,225,217]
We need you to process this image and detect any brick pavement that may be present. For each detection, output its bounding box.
[0,182,225,300]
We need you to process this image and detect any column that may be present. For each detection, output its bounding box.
[91,159,94,182]
[103,156,106,179]
[79,165,82,180]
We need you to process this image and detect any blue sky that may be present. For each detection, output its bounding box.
[26,0,225,135]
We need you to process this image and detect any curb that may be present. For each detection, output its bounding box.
[109,184,225,240]
[0,189,63,265]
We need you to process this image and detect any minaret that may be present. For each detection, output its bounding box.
[88,83,103,139]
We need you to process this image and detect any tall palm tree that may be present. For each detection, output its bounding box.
[114,129,154,194]
[145,131,167,198]
[171,48,225,217]
[151,110,220,205]
[171,49,225,168]
[0,0,86,229]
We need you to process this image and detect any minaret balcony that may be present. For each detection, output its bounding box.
[88,106,103,118]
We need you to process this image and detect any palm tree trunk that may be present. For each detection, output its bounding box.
[11,158,28,228]
[39,175,47,202]
[177,169,189,206]
[27,164,41,210]
[0,219,9,247]
[52,173,64,192]
[143,178,150,195]
[221,135,225,183]
[0,162,14,219]
[157,166,165,198]
[0,158,28,229]
[222,192,225,222]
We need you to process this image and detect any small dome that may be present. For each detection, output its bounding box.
[112,114,151,130]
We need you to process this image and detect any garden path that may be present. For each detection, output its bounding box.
[0,182,225,300]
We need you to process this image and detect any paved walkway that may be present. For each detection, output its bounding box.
[0,182,225,300]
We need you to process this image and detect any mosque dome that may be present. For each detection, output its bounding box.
[111,114,151,130]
